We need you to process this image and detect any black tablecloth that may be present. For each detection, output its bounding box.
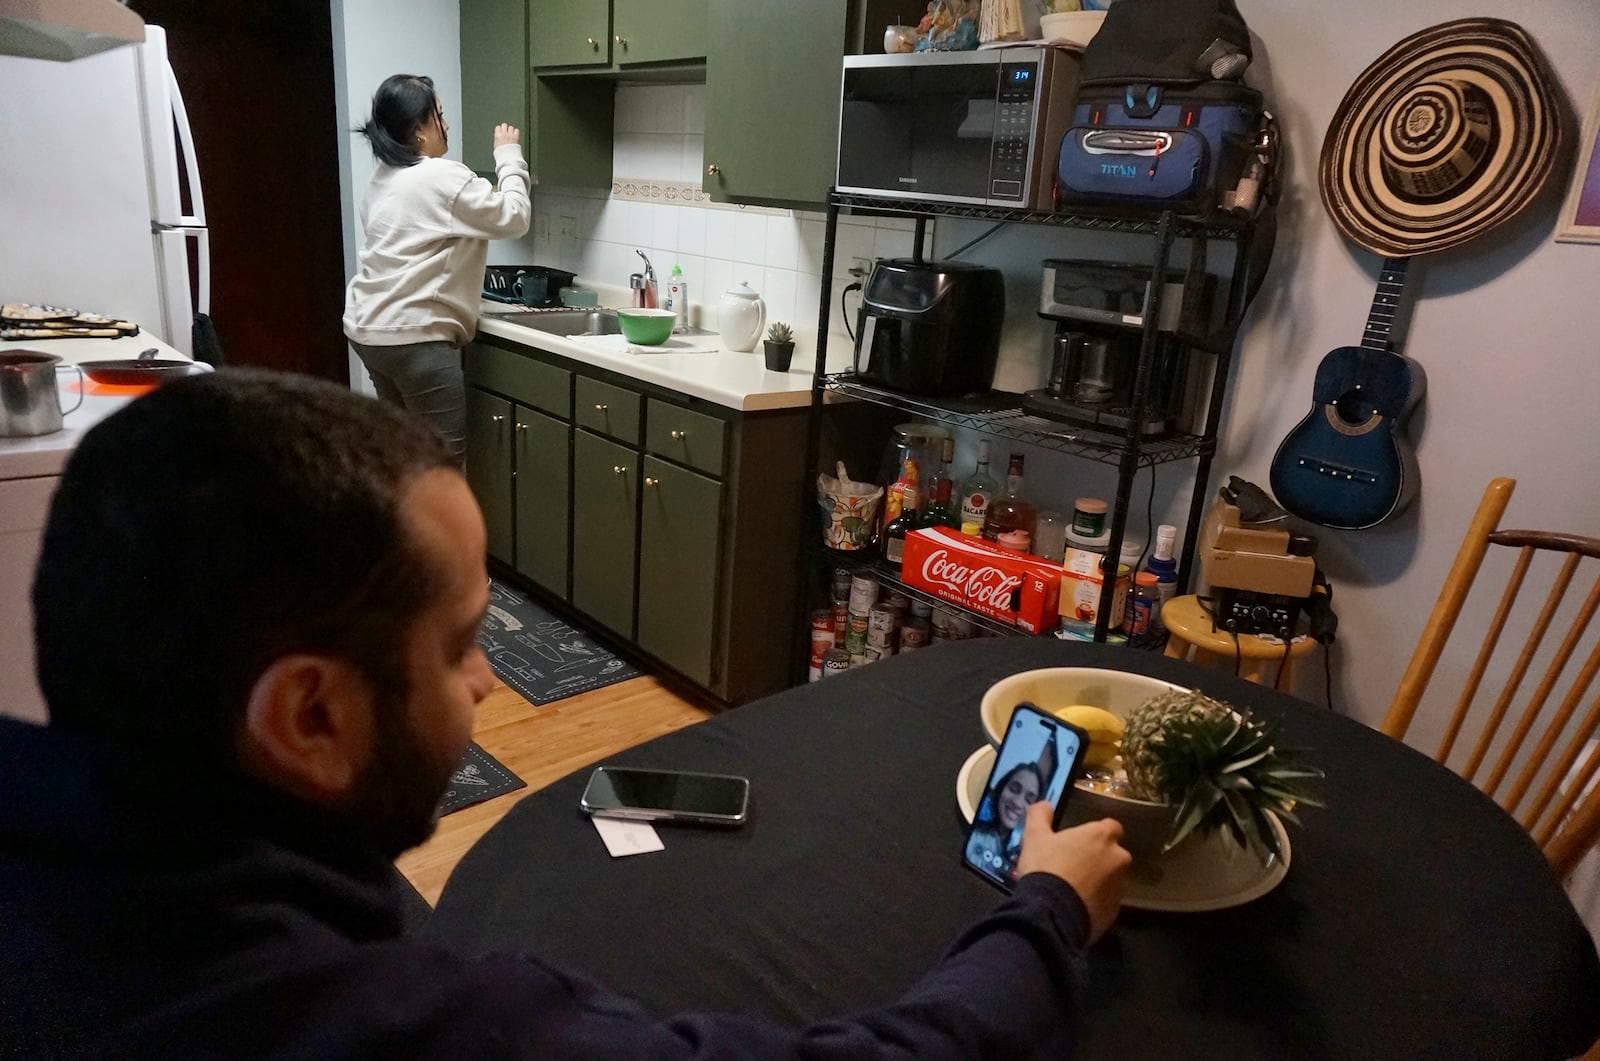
[423,639,1600,1059]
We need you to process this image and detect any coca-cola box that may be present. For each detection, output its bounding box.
[900,528,1062,633]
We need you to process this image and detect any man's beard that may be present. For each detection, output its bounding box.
[346,691,460,859]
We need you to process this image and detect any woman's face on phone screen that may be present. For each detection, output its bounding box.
[998,771,1041,829]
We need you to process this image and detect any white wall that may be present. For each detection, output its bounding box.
[332,0,463,393]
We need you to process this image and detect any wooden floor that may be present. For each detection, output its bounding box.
[396,674,712,905]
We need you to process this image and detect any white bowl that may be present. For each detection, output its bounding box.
[980,667,1184,860]
[955,742,1289,911]
[1038,10,1107,44]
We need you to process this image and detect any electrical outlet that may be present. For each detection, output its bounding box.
[849,256,875,279]
[533,215,550,243]
[558,215,578,240]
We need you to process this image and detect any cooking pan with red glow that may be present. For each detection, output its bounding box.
[77,347,196,385]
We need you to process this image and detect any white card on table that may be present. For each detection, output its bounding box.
[591,815,664,857]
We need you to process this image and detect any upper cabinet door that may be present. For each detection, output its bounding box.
[530,0,611,68]
[460,0,527,175]
[703,0,847,208]
[612,0,707,66]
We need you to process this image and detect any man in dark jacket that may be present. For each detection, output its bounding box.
[0,370,1130,1058]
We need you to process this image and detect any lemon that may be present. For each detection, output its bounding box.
[1050,704,1124,746]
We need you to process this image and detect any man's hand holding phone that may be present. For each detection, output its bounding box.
[1016,803,1131,945]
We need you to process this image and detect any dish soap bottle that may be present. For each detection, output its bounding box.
[665,264,689,333]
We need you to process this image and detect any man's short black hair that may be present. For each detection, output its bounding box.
[32,369,457,763]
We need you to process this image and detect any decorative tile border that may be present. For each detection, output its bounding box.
[610,176,789,216]
[611,178,708,205]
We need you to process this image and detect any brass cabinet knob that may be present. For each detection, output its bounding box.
[706,163,720,177]
[594,403,608,412]
[612,465,628,476]
[586,36,598,49]
[644,477,659,488]
[490,414,505,424]
[515,422,527,432]
[615,35,627,47]
[670,430,686,440]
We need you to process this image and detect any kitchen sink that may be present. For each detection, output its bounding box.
[501,310,622,337]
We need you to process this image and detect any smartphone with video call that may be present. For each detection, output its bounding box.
[962,702,1088,892]
[580,766,750,827]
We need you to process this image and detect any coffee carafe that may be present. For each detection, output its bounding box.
[1025,323,1188,437]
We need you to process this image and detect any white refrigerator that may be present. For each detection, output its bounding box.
[0,25,208,355]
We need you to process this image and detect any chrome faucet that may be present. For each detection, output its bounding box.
[630,249,658,308]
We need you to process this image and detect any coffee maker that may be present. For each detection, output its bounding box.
[1022,260,1211,437]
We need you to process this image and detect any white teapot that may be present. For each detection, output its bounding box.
[717,281,766,353]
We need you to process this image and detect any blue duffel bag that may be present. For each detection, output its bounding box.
[1057,79,1264,215]
[1055,0,1272,218]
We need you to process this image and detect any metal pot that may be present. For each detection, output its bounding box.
[0,350,83,437]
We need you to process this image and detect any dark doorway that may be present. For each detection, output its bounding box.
[131,0,349,382]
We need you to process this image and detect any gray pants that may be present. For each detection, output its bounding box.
[351,340,466,462]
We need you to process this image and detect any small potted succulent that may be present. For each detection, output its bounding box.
[763,321,795,372]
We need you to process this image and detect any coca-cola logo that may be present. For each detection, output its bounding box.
[920,549,1021,611]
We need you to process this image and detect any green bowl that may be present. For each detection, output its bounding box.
[617,308,677,345]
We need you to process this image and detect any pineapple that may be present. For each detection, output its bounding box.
[1121,689,1322,862]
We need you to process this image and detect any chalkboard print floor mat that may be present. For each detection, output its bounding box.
[478,578,644,705]
[436,742,525,816]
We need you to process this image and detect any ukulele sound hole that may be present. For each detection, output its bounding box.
[1324,392,1383,436]
[1334,393,1371,425]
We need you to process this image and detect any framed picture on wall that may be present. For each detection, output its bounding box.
[1556,80,1600,245]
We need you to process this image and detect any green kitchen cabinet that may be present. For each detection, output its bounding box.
[612,0,707,66]
[637,456,724,689]
[528,0,611,68]
[465,387,515,564]
[459,0,527,176]
[512,407,570,596]
[465,341,574,599]
[702,0,849,208]
[467,332,808,705]
[572,429,640,639]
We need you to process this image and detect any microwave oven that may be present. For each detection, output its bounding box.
[836,48,1081,211]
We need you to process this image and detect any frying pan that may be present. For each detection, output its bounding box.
[78,347,196,386]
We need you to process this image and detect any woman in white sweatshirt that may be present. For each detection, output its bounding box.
[343,74,531,461]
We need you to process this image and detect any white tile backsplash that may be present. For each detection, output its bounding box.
[492,83,936,336]
[732,212,766,266]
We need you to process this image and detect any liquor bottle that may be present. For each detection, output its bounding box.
[982,454,1038,543]
[882,485,922,566]
[922,436,956,518]
[958,439,1000,531]
[880,452,922,538]
[918,476,960,530]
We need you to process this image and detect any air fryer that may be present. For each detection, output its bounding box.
[852,259,1005,397]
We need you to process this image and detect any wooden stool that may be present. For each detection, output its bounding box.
[1160,594,1317,688]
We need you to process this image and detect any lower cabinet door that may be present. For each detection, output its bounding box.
[637,456,724,688]
[513,405,570,598]
[465,387,514,564]
[571,429,639,638]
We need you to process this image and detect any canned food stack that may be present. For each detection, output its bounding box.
[813,570,984,680]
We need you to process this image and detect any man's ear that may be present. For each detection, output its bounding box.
[239,654,375,806]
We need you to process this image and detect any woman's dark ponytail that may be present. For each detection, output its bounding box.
[357,74,436,167]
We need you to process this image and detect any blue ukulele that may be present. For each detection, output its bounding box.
[1269,258,1425,530]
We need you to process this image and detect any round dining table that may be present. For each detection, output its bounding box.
[423,638,1600,1059]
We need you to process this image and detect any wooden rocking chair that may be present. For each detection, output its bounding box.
[1382,477,1600,881]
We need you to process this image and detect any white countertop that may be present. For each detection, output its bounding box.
[0,333,200,479]
[476,305,850,413]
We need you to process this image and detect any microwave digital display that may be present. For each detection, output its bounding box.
[836,49,1081,212]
